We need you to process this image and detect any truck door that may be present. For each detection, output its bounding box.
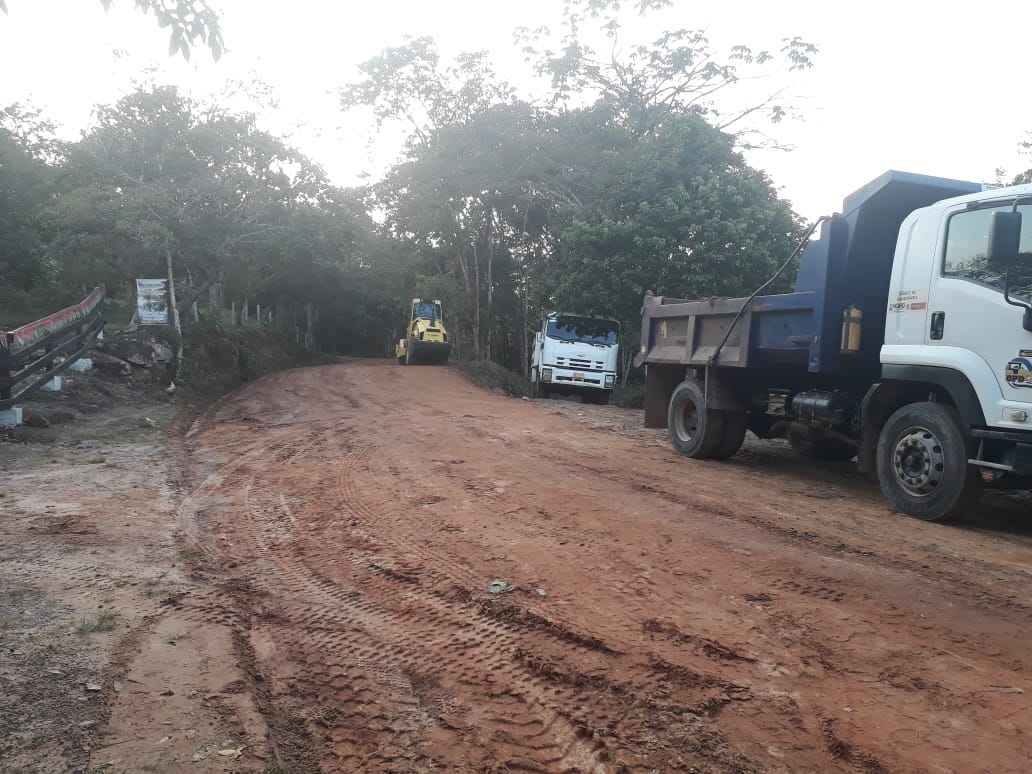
[926,202,1032,403]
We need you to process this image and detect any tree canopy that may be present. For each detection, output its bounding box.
[2,0,815,378]
[0,0,223,59]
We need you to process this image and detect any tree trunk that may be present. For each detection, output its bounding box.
[521,270,530,377]
[208,282,221,322]
[485,219,495,363]
[165,248,183,377]
[472,240,481,361]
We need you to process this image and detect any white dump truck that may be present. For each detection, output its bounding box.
[530,312,620,404]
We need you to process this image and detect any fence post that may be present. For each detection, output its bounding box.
[0,332,11,402]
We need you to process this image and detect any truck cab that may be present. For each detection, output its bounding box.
[530,312,619,404]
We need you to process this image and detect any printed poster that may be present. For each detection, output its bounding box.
[136,279,169,325]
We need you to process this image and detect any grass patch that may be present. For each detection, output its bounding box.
[75,610,120,634]
[454,360,531,398]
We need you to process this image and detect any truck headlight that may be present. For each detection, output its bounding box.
[541,368,552,382]
[604,374,615,388]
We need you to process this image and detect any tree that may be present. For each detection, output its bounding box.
[533,106,802,376]
[516,0,817,147]
[0,0,223,60]
[1012,133,1032,185]
[345,22,810,374]
[0,106,57,301]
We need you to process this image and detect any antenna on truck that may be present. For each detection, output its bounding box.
[708,216,831,366]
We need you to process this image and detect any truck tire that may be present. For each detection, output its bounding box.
[596,391,611,406]
[876,402,982,522]
[788,431,856,461]
[714,411,747,459]
[667,381,726,458]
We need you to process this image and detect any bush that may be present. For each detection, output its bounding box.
[455,360,531,398]
[613,382,645,409]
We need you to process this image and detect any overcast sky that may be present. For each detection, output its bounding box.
[1,0,1029,219]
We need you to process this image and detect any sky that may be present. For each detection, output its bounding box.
[1,0,1030,220]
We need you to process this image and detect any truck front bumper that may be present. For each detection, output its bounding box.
[542,366,615,390]
[970,428,1032,476]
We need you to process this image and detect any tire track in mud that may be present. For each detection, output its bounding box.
[175,427,603,770]
[530,444,1032,621]
[233,443,613,771]
[176,405,766,772]
[167,364,1032,773]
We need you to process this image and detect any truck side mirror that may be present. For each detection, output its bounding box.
[529,320,541,333]
[988,210,1022,269]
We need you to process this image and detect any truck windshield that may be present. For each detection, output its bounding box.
[414,302,441,320]
[546,315,619,345]
[944,204,1032,301]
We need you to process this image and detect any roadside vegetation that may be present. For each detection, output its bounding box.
[2,0,819,381]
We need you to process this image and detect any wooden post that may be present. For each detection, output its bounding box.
[165,249,183,376]
[0,332,12,402]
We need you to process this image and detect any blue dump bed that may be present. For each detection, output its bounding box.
[639,171,983,378]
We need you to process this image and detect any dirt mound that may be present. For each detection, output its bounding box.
[3,327,330,439]
[454,360,530,398]
[179,325,334,397]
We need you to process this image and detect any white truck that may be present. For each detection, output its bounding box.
[530,312,620,404]
[638,171,1032,521]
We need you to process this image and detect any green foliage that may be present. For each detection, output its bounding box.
[1012,132,1032,185]
[2,1,815,380]
[75,610,119,634]
[516,0,817,143]
[0,1,223,60]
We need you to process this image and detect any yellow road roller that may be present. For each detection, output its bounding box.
[396,298,451,365]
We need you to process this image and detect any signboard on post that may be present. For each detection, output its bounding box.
[136,279,170,325]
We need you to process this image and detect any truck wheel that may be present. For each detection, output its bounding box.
[667,381,726,458]
[876,402,982,522]
[596,391,611,406]
[788,431,856,461]
[713,411,747,459]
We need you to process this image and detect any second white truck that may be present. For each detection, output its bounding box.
[530,312,620,404]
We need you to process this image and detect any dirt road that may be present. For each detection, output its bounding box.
[148,360,1028,773]
[6,359,1029,772]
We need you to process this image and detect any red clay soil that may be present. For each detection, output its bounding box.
[151,360,1031,773]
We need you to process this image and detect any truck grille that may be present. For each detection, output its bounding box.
[556,357,604,370]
